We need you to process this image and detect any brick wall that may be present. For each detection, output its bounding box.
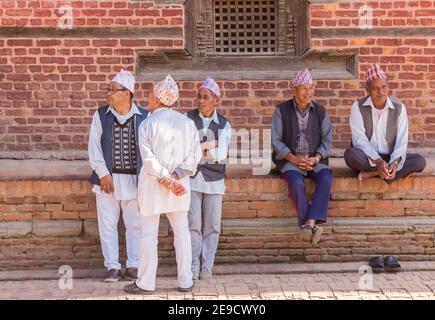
[1,172,434,268]
[0,0,434,155]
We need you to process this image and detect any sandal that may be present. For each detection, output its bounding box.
[369,256,385,273]
[384,255,401,273]
[311,226,323,245]
[299,225,313,241]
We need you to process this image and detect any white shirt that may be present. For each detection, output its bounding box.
[137,108,201,216]
[349,96,408,170]
[88,103,144,201]
[187,110,232,195]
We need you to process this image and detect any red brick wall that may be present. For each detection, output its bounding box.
[0,0,434,154]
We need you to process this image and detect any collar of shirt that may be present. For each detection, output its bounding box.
[150,106,170,115]
[107,102,142,117]
[198,108,219,124]
[293,99,315,116]
[362,96,396,110]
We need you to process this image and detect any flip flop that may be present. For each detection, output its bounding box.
[369,256,385,273]
[299,225,313,241]
[384,255,401,273]
[311,226,323,245]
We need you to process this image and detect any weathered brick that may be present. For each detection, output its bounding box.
[32,220,82,236]
[0,222,32,237]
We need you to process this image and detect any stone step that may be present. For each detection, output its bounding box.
[0,159,434,268]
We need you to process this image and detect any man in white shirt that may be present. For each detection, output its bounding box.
[345,64,426,183]
[88,69,148,282]
[186,76,232,280]
[124,75,201,295]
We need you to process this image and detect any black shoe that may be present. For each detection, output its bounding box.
[369,256,384,273]
[124,283,155,295]
[104,269,121,283]
[123,268,138,281]
[178,283,194,292]
[384,255,401,272]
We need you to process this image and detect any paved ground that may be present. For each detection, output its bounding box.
[1,262,435,300]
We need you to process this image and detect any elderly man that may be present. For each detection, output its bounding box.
[186,76,232,280]
[88,69,148,282]
[272,68,333,245]
[344,64,426,183]
[124,75,201,295]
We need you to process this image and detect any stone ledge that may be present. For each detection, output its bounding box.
[2,261,435,280]
[222,217,435,236]
[0,156,434,181]
[33,220,83,237]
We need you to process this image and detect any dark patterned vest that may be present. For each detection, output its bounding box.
[112,116,137,174]
[88,105,148,185]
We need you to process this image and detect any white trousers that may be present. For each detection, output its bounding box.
[96,193,141,270]
[136,211,193,291]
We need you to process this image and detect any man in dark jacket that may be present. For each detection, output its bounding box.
[272,68,333,245]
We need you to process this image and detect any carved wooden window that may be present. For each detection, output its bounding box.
[186,0,307,57]
[214,0,278,55]
[138,0,357,81]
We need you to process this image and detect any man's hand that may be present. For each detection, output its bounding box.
[285,153,320,172]
[170,180,187,196]
[387,161,399,180]
[159,174,187,196]
[300,155,321,172]
[285,153,302,167]
[100,175,114,194]
[374,158,390,179]
[201,140,217,152]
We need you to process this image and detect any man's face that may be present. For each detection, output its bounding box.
[196,88,218,116]
[366,78,388,108]
[291,83,315,106]
[107,81,129,106]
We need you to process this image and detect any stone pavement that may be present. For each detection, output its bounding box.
[1,262,435,300]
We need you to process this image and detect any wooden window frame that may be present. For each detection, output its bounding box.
[137,0,357,81]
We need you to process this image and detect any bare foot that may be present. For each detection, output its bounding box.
[357,171,378,182]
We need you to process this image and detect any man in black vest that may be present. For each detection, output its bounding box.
[88,69,148,282]
[186,77,232,280]
[344,63,426,183]
[272,68,333,245]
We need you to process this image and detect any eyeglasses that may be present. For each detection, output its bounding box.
[107,88,128,94]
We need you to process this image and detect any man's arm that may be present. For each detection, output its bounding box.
[389,104,408,170]
[349,101,381,162]
[173,121,202,179]
[88,111,110,179]
[314,111,333,160]
[272,107,291,160]
[138,121,170,179]
[203,121,232,163]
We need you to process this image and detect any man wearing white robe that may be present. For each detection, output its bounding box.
[124,75,201,294]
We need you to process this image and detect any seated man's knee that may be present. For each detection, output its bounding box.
[318,170,333,189]
[287,176,305,190]
[416,155,427,172]
[344,147,358,166]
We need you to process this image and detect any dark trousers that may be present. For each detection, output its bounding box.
[344,147,426,181]
[282,169,333,227]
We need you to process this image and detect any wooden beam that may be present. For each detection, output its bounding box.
[312,27,435,39]
[0,27,183,39]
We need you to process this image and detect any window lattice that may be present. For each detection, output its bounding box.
[214,0,277,54]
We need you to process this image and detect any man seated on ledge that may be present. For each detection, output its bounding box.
[344,63,426,184]
[272,68,333,245]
